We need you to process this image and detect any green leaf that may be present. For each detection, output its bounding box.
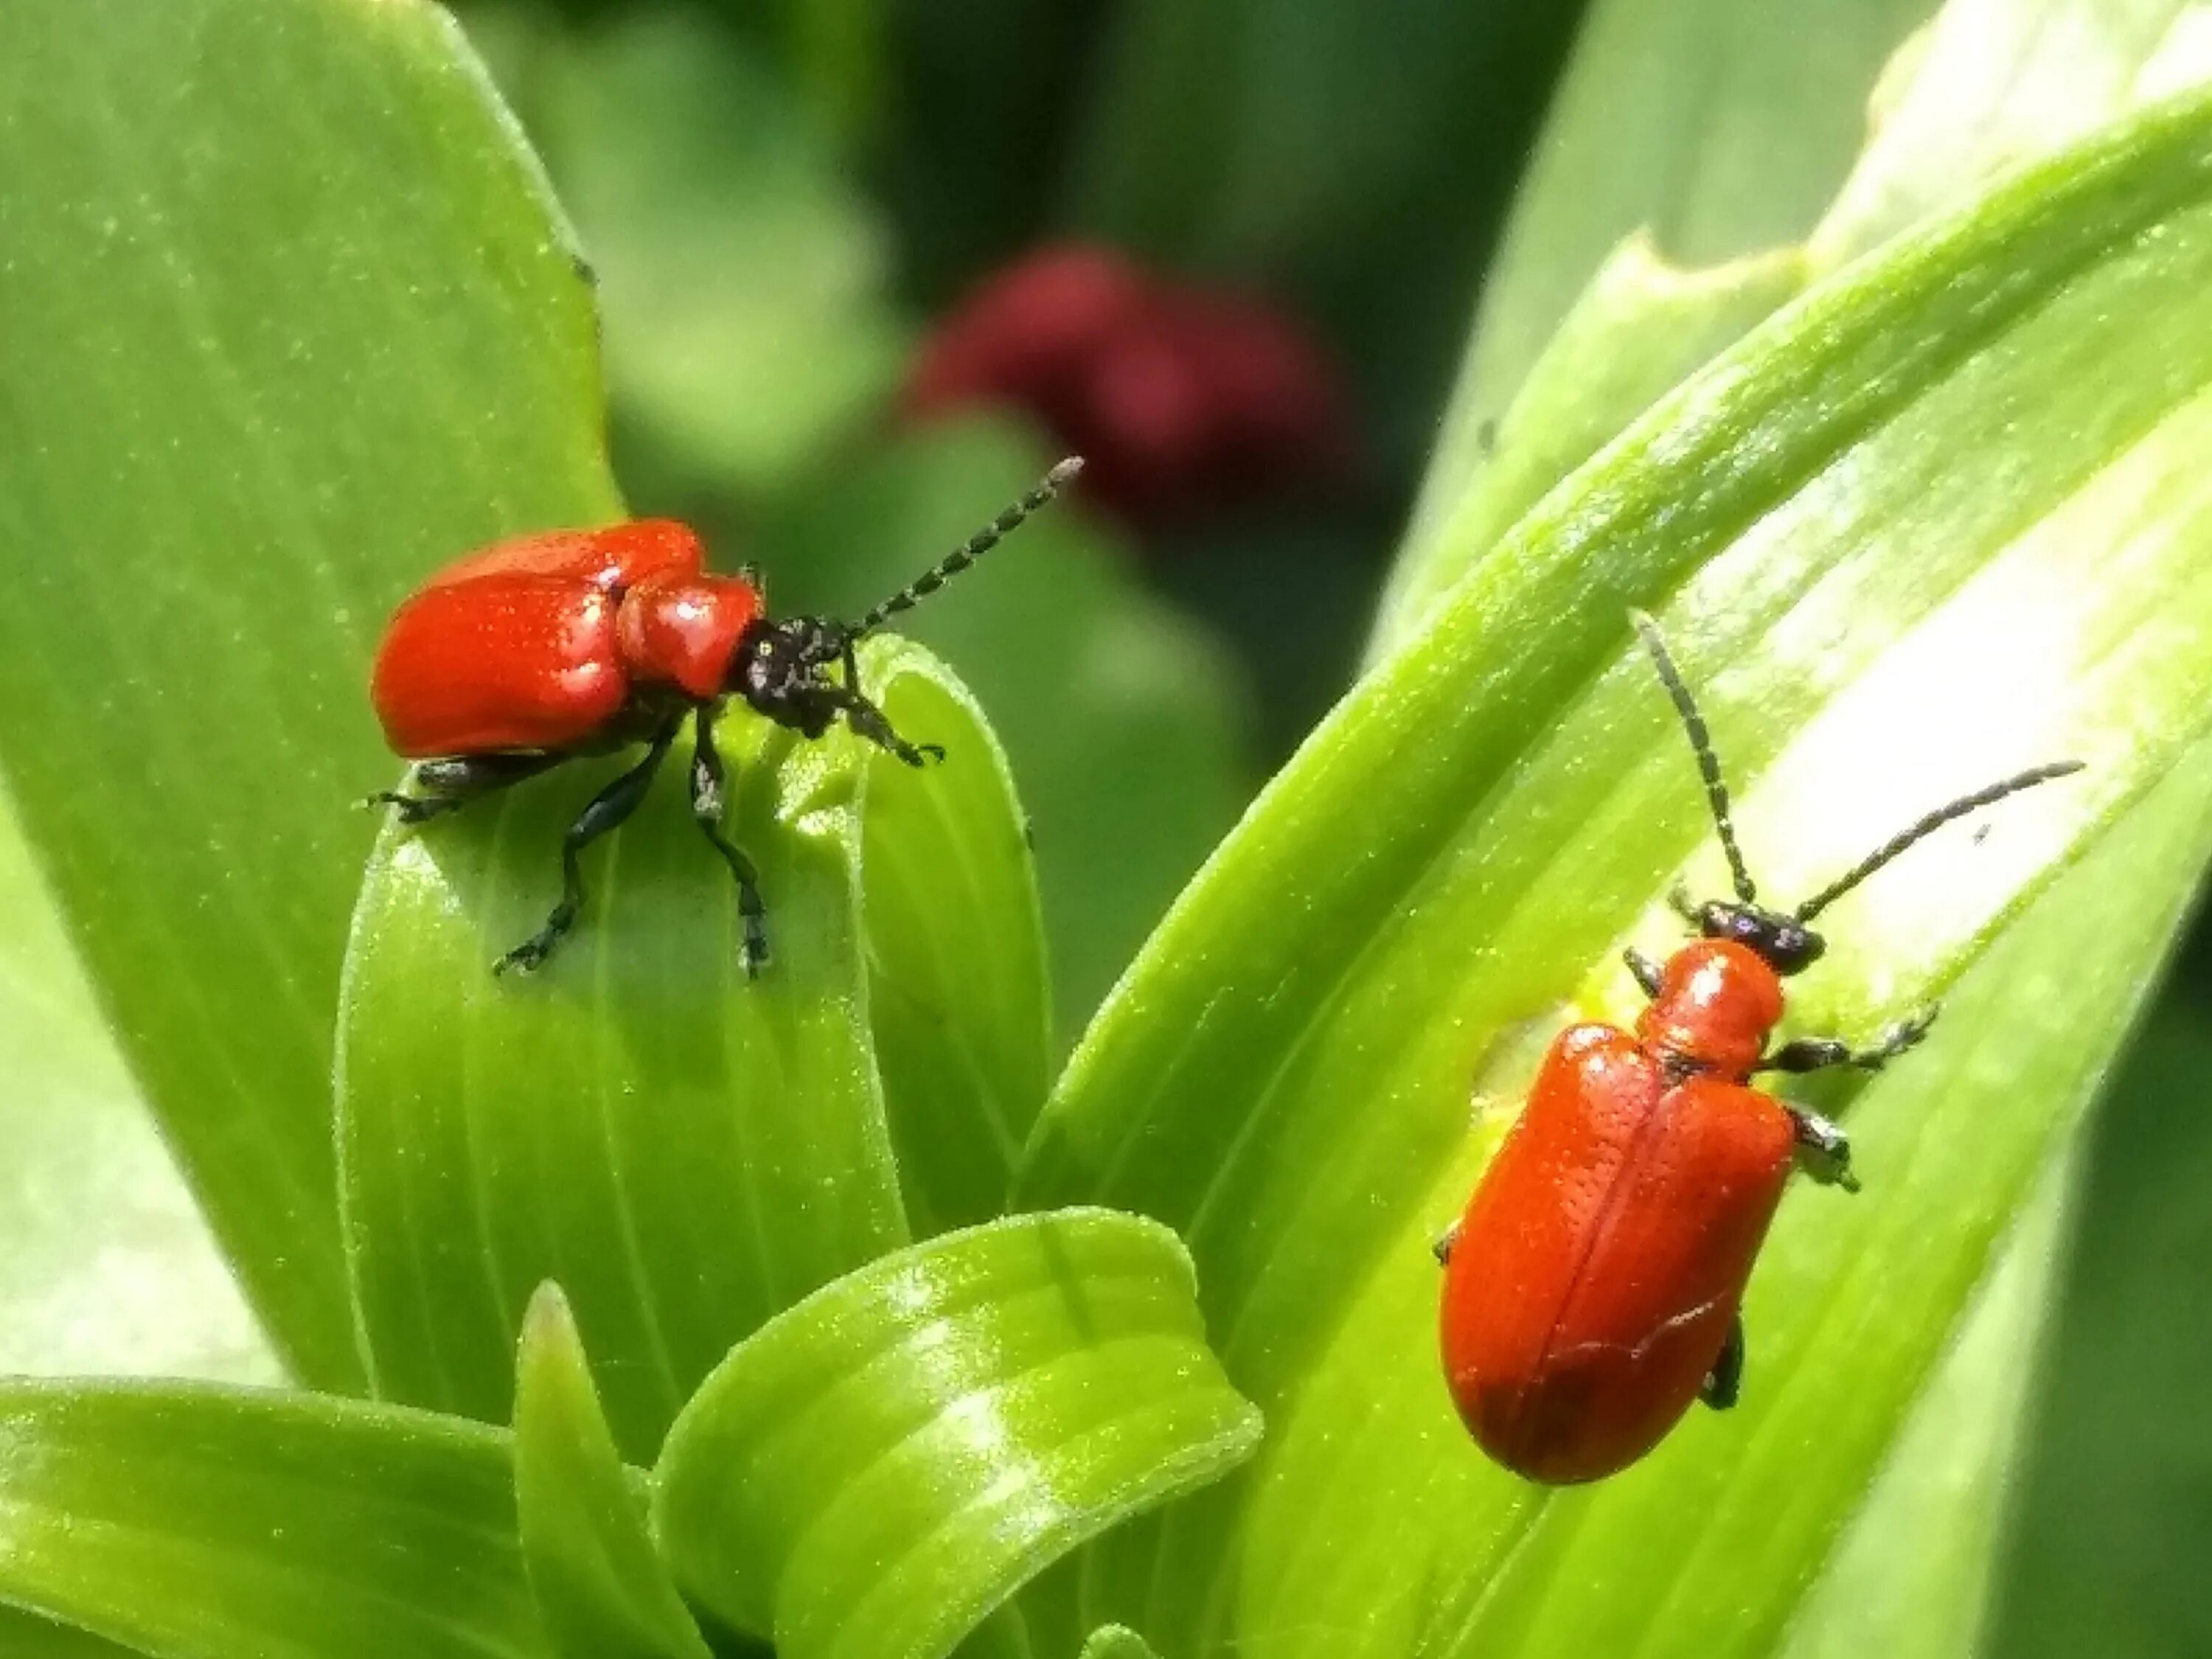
[0,0,618,1385]
[859,646,1053,1235]
[1020,87,2212,1655]
[652,1208,1262,1659]
[0,1381,547,1659]
[759,420,1251,1037]
[1780,1161,2075,1659]
[1381,0,2212,652]
[340,640,1046,1459]
[0,797,274,1382]
[1076,1627,1161,1659]
[514,1284,712,1659]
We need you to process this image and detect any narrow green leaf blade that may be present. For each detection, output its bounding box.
[1020,87,2212,1655]
[514,1284,712,1659]
[0,796,272,1382]
[0,1382,547,1659]
[0,0,618,1384]
[652,1208,1262,1659]
[860,640,1052,1235]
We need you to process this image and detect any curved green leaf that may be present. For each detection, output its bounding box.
[340,641,1043,1460]
[1076,1627,1161,1659]
[0,1381,546,1659]
[0,796,272,1382]
[1381,0,2212,653]
[0,0,617,1385]
[860,644,1052,1235]
[652,1208,1262,1659]
[1019,86,2212,1656]
[514,1284,712,1659]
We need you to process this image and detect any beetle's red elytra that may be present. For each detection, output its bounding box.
[366,458,1083,976]
[1435,612,2081,1485]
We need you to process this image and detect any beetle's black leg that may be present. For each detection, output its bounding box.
[1700,1314,1745,1410]
[495,728,677,975]
[1666,884,1700,927]
[1758,1006,1938,1077]
[1625,947,1666,998]
[364,751,566,824]
[1784,1107,1859,1192]
[830,684,945,768]
[690,708,770,977]
[1431,1219,1462,1267]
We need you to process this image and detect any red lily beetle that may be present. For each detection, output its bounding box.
[1435,612,2081,1484]
[368,458,1082,975]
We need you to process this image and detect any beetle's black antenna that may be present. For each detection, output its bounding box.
[852,457,1083,637]
[1631,611,1757,905]
[1794,761,2084,922]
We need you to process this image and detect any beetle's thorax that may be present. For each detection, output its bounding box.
[1635,939,1784,1079]
[616,571,764,702]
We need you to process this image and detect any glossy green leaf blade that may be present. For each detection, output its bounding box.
[0,796,273,1382]
[1780,1162,2074,1659]
[1076,1628,1161,1659]
[1381,0,2212,654]
[1397,741,2212,1659]
[860,641,1052,1235]
[653,1208,1262,1659]
[0,0,618,1384]
[514,1284,712,1659]
[1019,88,2212,1655]
[0,1381,547,1659]
[339,645,967,1461]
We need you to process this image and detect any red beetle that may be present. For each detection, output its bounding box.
[1436,613,2081,1484]
[368,459,1082,975]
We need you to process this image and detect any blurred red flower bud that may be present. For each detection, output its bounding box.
[905,243,1356,526]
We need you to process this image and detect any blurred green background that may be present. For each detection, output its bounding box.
[432,1,2207,1652]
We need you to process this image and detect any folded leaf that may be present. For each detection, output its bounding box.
[513,1284,712,1659]
[653,1208,1262,1659]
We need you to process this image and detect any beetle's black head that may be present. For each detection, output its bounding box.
[1692,900,1826,976]
[730,615,852,739]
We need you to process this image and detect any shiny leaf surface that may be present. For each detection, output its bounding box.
[513,1284,712,1659]
[653,1209,1262,1659]
[0,1382,546,1659]
[1021,83,2212,1658]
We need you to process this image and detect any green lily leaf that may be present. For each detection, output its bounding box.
[858,647,1052,1236]
[0,1381,546,1659]
[0,798,273,1383]
[341,639,1046,1459]
[652,1208,1262,1659]
[1380,0,2212,653]
[1780,1161,2074,1659]
[0,0,619,1385]
[1020,85,2212,1656]
[1076,1627,1161,1659]
[514,1284,712,1659]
